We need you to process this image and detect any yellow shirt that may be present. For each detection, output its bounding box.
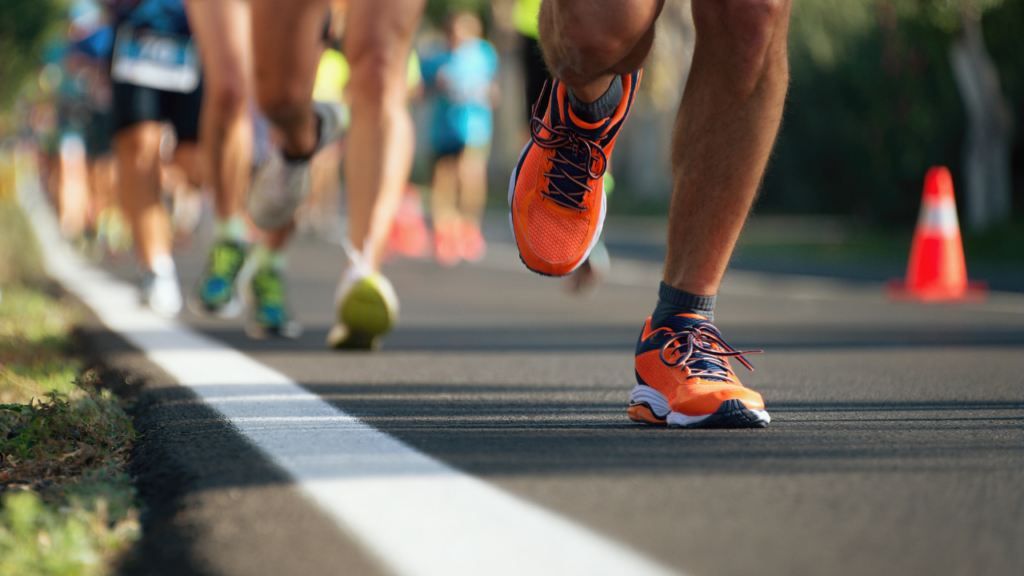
[313,49,349,103]
[513,0,542,39]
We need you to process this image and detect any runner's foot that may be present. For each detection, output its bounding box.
[325,266,399,350]
[139,260,183,318]
[246,264,302,339]
[509,72,640,277]
[248,101,347,230]
[628,313,769,428]
[188,239,247,318]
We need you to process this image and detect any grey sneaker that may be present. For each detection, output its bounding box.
[248,101,347,230]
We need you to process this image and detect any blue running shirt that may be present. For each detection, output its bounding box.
[421,38,498,152]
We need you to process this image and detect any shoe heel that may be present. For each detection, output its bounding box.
[339,278,394,343]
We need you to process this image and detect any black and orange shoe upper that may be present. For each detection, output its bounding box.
[510,72,641,276]
[634,313,765,417]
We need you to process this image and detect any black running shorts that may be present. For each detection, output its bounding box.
[110,81,202,142]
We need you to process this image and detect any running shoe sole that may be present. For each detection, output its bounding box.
[326,276,397,350]
[627,383,770,429]
[507,141,607,278]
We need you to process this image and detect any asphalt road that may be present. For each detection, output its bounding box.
[93,222,1022,576]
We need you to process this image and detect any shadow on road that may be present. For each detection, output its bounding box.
[300,381,1023,477]
[184,323,1024,353]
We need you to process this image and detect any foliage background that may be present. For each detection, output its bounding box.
[0,0,64,111]
[760,0,1023,225]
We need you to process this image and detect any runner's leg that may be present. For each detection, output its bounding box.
[539,0,790,297]
[538,0,663,102]
[186,0,254,219]
[456,147,488,262]
[456,147,488,226]
[186,0,262,317]
[431,154,459,228]
[343,0,427,267]
[251,0,328,160]
[170,142,204,188]
[537,0,789,427]
[663,0,791,295]
[115,121,170,267]
[431,153,460,265]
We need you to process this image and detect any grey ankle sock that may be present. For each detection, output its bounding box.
[567,76,622,123]
[651,282,716,325]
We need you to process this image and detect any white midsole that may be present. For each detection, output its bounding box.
[628,383,771,427]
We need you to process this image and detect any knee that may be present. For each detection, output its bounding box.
[114,124,160,166]
[542,0,660,77]
[347,47,406,108]
[257,82,310,126]
[205,73,247,119]
[693,0,789,84]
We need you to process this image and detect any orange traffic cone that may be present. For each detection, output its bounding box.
[886,166,987,302]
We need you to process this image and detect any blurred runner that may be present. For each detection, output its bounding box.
[384,51,431,261]
[248,0,427,349]
[67,2,118,259]
[107,0,203,317]
[420,11,498,267]
[302,43,349,240]
[63,9,129,262]
[36,6,105,245]
[184,0,301,338]
[509,0,791,428]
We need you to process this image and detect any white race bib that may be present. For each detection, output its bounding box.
[111,24,200,93]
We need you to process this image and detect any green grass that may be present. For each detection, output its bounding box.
[0,197,140,576]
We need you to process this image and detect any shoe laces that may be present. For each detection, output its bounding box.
[210,242,245,279]
[659,319,761,382]
[530,107,608,211]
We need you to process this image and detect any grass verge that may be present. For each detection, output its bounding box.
[0,198,140,576]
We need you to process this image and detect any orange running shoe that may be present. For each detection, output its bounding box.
[628,313,770,428]
[509,72,640,276]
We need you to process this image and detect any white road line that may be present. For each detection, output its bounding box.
[22,186,682,576]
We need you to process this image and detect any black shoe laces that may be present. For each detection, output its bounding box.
[529,89,609,211]
[659,320,761,381]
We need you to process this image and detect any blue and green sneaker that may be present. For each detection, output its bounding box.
[189,240,247,318]
[246,265,302,339]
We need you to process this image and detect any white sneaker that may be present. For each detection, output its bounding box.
[139,272,182,318]
[248,101,347,231]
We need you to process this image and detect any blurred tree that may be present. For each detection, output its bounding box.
[763,0,1019,230]
[950,9,1013,231]
[0,0,64,111]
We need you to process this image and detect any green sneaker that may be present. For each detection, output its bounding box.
[326,268,399,350]
[246,265,302,339]
[189,240,247,318]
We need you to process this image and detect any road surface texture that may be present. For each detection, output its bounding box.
[76,217,1023,576]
